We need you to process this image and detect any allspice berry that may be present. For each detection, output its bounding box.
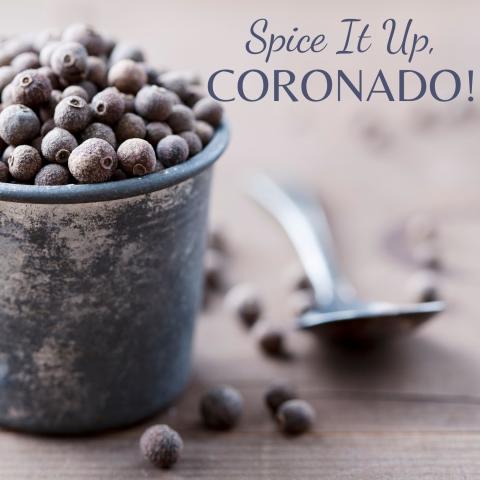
[68,138,117,183]
[140,424,183,469]
[0,104,40,145]
[180,131,202,157]
[62,84,89,101]
[80,122,117,148]
[0,65,15,92]
[8,145,42,181]
[91,87,125,125]
[11,52,40,73]
[265,382,298,414]
[167,104,195,133]
[225,283,262,329]
[253,322,287,357]
[204,249,227,291]
[50,41,88,83]
[62,23,106,56]
[145,122,172,146]
[108,59,147,94]
[34,164,70,186]
[156,135,189,167]
[109,42,144,65]
[200,385,243,431]
[41,127,78,163]
[115,113,146,144]
[117,138,155,177]
[135,85,173,121]
[408,270,440,303]
[86,55,107,87]
[54,95,92,133]
[195,121,214,146]
[0,162,10,182]
[277,399,315,435]
[193,97,223,127]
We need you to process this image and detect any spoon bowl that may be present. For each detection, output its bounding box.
[249,175,445,346]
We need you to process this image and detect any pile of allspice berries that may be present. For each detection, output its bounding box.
[0,24,223,185]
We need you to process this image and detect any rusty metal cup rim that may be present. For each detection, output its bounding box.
[0,122,229,205]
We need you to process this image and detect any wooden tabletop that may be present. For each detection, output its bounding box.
[1,0,480,478]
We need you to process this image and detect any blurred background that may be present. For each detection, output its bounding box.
[0,0,477,385]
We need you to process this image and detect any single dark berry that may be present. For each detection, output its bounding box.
[39,89,62,122]
[253,322,287,357]
[8,145,42,181]
[265,382,297,414]
[86,55,107,88]
[50,41,88,83]
[1,83,13,106]
[62,84,89,101]
[37,66,60,89]
[195,121,214,146]
[108,59,147,94]
[54,95,92,132]
[154,160,163,172]
[117,138,155,176]
[115,113,146,143]
[68,138,117,183]
[277,399,315,435]
[0,66,16,93]
[158,70,199,98]
[0,104,40,145]
[40,118,56,136]
[204,249,227,291]
[91,87,124,125]
[112,168,127,181]
[34,164,70,186]
[180,131,202,157]
[145,122,172,146]
[140,424,183,469]
[0,162,10,182]
[408,270,440,303]
[135,85,173,121]
[2,145,14,163]
[62,23,107,56]
[10,69,52,108]
[140,63,160,85]
[193,97,223,127]
[30,136,43,152]
[200,385,243,431]
[77,80,98,100]
[41,127,78,164]
[80,122,117,149]
[39,41,60,67]
[208,226,229,254]
[156,135,189,167]
[182,84,205,107]
[109,42,144,65]
[11,52,40,72]
[167,104,195,134]
[225,283,262,329]
[121,93,135,113]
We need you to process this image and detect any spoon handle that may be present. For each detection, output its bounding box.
[249,175,357,309]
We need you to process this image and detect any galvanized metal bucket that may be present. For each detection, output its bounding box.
[0,123,229,434]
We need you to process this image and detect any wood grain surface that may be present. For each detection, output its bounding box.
[1,0,480,478]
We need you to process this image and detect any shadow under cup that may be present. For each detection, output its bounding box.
[0,123,229,434]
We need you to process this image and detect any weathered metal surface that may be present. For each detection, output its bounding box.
[0,171,212,433]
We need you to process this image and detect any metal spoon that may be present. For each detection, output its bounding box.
[249,175,445,345]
